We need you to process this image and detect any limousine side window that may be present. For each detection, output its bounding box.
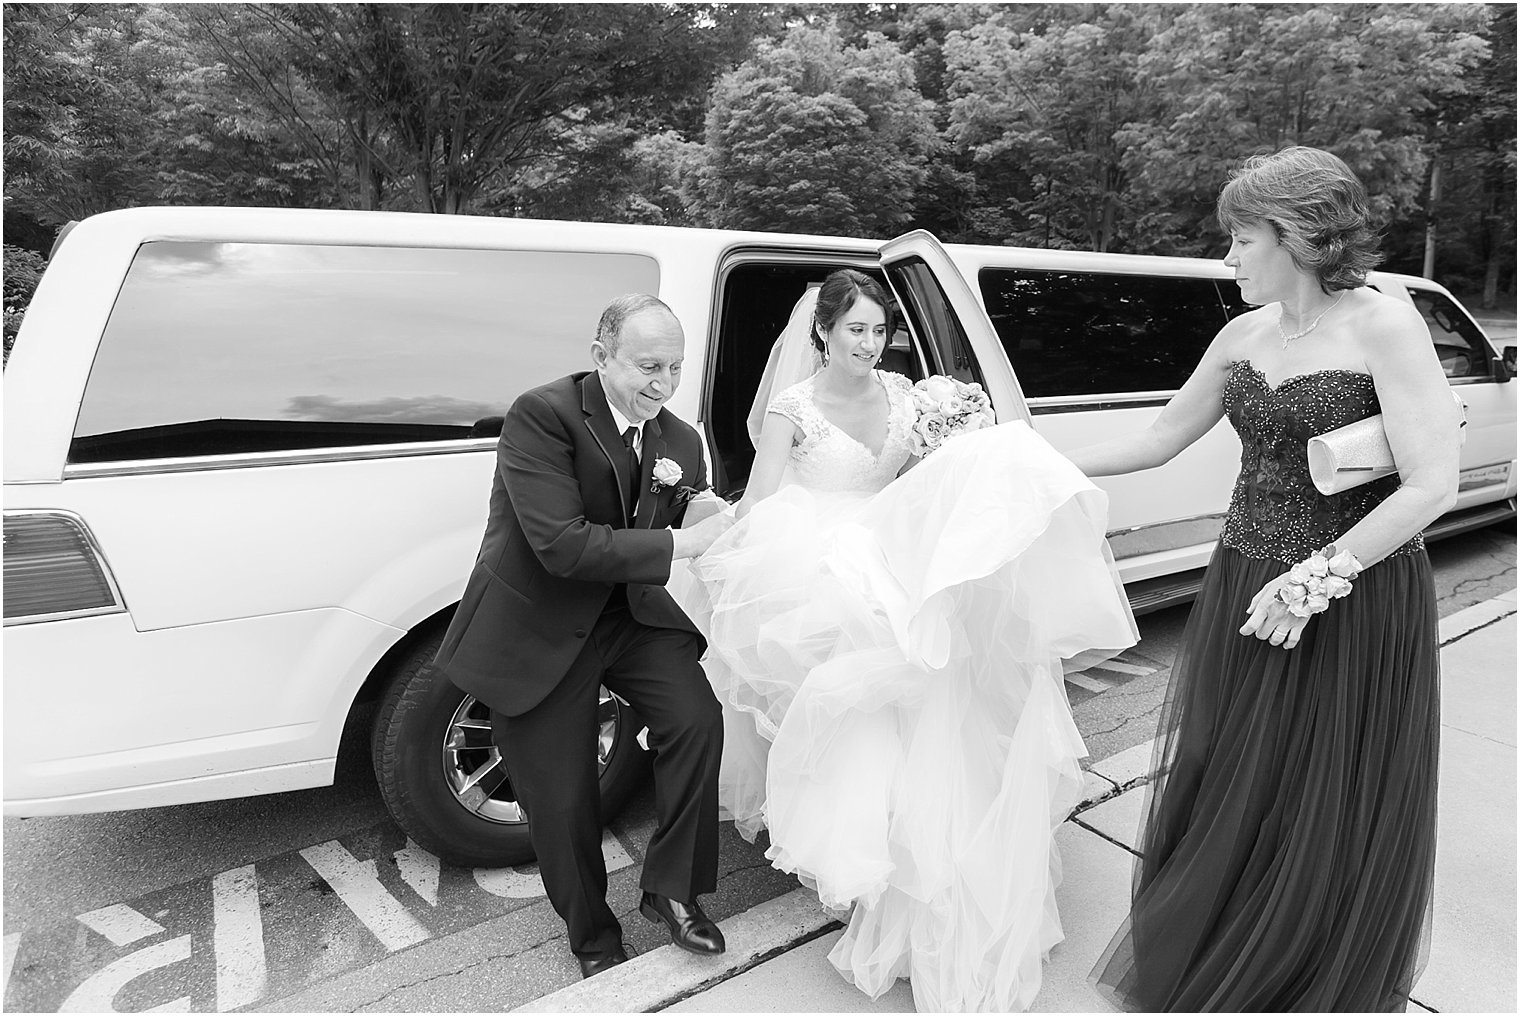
[70,241,659,464]
[1409,288,1497,380]
[977,268,1247,400]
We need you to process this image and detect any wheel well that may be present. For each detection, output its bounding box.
[335,605,456,772]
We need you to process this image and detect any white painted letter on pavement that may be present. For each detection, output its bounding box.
[76,904,167,948]
[473,830,633,899]
[299,841,430,952]
[394,840,441,906]
[212,865,267,1012]
[3,932,20,999]
[59,935,192,1013]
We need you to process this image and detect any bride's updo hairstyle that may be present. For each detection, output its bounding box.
[1216,145,1382,293]
[812,269,894,356]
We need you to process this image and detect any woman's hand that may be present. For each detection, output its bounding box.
[1239,573,1312,650]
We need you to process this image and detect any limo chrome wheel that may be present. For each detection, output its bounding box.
[372,633,651,868]
[441,688,624,824]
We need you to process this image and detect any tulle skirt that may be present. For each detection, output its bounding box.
[1092,544,1439,1012]
[671,423,1139,1012]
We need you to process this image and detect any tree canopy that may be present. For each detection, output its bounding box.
[3,1,1511,305]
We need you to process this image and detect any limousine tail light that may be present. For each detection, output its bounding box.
[3,511,126,625]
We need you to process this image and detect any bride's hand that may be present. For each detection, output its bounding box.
[1239,573,1311,650]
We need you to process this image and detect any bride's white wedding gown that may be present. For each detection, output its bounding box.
[670,370,1138,1012]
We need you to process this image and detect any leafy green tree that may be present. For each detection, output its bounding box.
[3,3,184,225]
[942,4,1162,252]
[1120,4,1491,257]
[1412,4,1515,306]
[700,20,936,236]
[3,244,48,364]
[173,6,363,207]
[192,3,762,215]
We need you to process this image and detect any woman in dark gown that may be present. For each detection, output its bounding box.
[1072,147,1462,1011]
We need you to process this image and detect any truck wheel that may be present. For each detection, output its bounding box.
[371,633,650,868]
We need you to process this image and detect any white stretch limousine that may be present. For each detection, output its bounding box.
[5,209,1514,864]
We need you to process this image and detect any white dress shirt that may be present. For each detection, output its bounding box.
[604,394,644,458]
[603,386,643,515]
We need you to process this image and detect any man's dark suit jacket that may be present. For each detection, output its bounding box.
[435,371,709,717]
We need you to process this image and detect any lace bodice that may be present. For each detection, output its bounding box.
[1221,360,1422,563]
[767,371,917,493]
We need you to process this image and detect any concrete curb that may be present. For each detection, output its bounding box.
[514,888,836,1013]
[1438,592,1516,645]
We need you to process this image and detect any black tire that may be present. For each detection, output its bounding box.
[371,631,651,868]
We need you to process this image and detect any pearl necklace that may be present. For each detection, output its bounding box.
[1278,291,1346,347]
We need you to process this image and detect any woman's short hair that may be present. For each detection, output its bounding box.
[1216,146,1383,291]
[812,269,894,354]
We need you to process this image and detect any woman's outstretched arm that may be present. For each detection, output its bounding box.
[1066,315,1248,477]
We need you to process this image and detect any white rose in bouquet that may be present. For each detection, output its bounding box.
[921,375,959,402]
[909,375,997,457]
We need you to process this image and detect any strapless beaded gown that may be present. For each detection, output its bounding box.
[1092,361,1439,1012]
[669,370,1139,1012]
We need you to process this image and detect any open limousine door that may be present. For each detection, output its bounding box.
[877,229,1034,426]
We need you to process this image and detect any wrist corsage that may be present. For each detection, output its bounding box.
[1275,545,1363,618]
[909,375,996,457]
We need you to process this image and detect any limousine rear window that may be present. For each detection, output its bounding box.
[977,268,1248,399]
[70,241,659,463]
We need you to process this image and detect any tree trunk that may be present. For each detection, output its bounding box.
[1483,215,1502,309]
[1422,157,1441,279]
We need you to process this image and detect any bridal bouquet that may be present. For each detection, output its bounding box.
[909,375,996,456]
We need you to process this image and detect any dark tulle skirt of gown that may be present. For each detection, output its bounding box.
[1092,543,1439,1012]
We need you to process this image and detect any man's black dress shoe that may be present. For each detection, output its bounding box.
[639,891,726,955]
[577,943,629,979]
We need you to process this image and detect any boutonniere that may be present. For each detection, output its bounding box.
[650,457,682,494]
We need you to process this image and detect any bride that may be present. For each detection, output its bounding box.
[671,269,1138,1011]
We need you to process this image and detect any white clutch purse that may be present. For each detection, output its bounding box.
[1307,390,1467,495]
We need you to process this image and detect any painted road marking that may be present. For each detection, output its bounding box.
[3,933,19,996]
[59,935,192,1013]
[475,831,633,899]
[211,866,266,1012]
[4,822,646,1013]
[1085,659,1154,677]
[299,841,431,952]
[75,904,166,947]
[1065,651,1164,697]
[1064,671,1114,693]
[394,839,440,906]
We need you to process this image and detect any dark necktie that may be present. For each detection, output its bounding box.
[622,426,640,520]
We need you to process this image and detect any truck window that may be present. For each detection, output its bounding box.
[1408,288,1497,381]
[70,241,659,463]
[976,268,1246,400]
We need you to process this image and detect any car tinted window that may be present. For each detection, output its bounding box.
[977,268,1246,398]
[71,241,659,463]
[1408,287,1494,380]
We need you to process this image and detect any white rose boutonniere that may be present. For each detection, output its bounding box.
[650,457,682,493]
